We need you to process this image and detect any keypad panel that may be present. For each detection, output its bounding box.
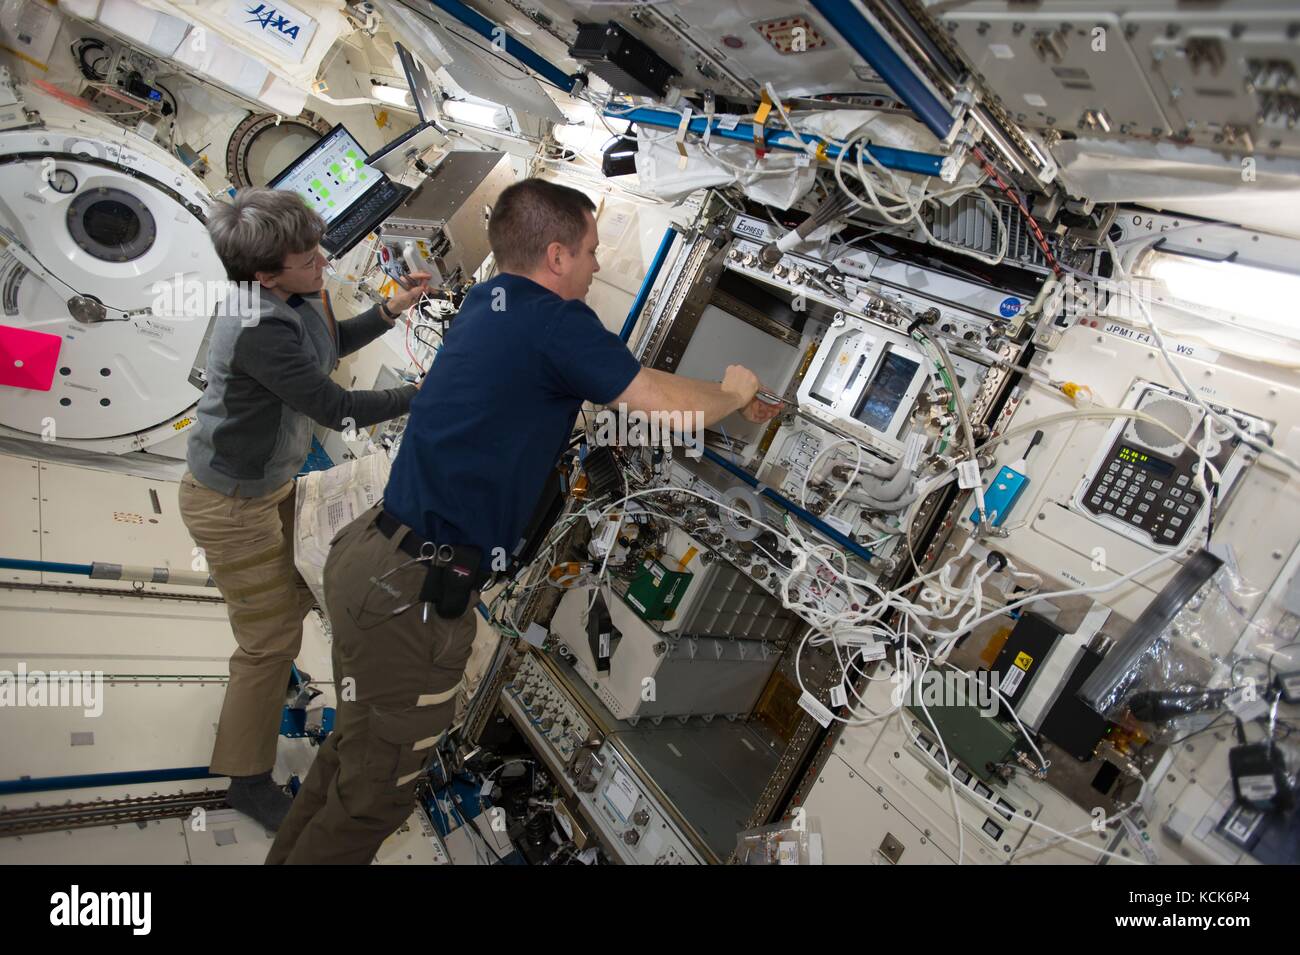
[1078,390,1258,548]
[1082,460,1203,546]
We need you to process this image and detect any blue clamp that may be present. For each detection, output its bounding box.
[969,465,1029,527]
[280,705,336,740]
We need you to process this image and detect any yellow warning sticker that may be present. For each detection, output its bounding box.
[1013,651,1033,671]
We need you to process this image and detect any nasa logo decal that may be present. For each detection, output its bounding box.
[998,297,1022,318]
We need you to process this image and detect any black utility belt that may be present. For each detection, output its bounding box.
[375,510,486,619]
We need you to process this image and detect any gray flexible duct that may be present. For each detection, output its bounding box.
[853,465,914,501]
[833,455,902,481]
[845,487,919,512]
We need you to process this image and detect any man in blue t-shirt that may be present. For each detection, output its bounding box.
[268,178,777,864]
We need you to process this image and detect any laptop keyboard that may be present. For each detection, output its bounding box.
[326,181,408,251]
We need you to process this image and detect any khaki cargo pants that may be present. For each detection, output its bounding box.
[178,473,316,777]
[267,503,478,865]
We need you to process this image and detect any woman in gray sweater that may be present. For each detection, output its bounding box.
[180,188,426,831]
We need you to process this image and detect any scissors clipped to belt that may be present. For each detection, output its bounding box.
[416,540,481,622]
[420,541,456,564]
[375,510,482,621]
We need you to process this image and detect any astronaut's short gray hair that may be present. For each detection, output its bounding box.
[207,187,325,282]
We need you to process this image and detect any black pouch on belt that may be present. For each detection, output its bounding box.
[419,545,482,619]
[438,545,482,618]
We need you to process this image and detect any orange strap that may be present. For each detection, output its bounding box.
[753,90,773,158]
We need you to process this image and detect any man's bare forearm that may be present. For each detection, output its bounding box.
[617,367,745,427]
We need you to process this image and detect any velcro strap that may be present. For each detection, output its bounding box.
[675,106,692,169]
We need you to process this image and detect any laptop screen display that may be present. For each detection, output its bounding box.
[268,125,383,226]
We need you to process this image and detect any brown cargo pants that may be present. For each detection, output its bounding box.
[178,473,316,777]
[266,503,478,864]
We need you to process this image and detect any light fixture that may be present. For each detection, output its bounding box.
[370,82,414,109]
[442,98,510,130]
[1144,250,1300,340]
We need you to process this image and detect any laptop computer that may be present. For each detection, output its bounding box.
[267,123,411,257]
[396,41,440,123]
[367,43,446,177]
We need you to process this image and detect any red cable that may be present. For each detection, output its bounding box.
[403,313,425,374]
[973,146,1063,277]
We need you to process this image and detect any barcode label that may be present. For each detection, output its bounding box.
[798,691,834,727]
[902,433,926,472]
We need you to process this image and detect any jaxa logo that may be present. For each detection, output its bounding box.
[246,3,302,40]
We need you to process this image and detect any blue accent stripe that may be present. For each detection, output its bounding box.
[0,766,220,796]
[620,227,678,343]
[809,0,955,140]
[422,0,580,92]
[700,448,875,562]
[608,107,944,177]
[0,557,94,576]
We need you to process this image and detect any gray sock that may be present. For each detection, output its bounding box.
[226,772,293,832]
